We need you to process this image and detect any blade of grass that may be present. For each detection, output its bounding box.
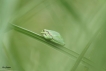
[9,23,94,67]
[70,25,105,71]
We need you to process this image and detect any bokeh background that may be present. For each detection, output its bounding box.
[0,0,106,71]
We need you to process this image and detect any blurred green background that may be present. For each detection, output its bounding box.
[0,0,106,71]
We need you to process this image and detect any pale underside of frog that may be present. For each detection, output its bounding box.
[41,29,65,46]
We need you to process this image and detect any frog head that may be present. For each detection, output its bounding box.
[41,29,53,40]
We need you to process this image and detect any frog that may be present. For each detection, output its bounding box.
[41,29,65,46]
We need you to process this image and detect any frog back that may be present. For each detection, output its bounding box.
[47,30,65,45]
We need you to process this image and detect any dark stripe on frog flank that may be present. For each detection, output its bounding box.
[43,29,53,40]
[46,31,53,39]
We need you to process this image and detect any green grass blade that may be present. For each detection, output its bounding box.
[10,23,94,67]
[70,25,105,71]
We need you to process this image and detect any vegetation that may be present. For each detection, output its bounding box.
[0,0,106,71]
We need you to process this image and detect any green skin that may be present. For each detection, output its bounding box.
[41,29,65,46]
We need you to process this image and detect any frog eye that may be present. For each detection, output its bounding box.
[44,33,47,36]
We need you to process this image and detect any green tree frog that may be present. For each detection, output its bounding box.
[41,29,65,46]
